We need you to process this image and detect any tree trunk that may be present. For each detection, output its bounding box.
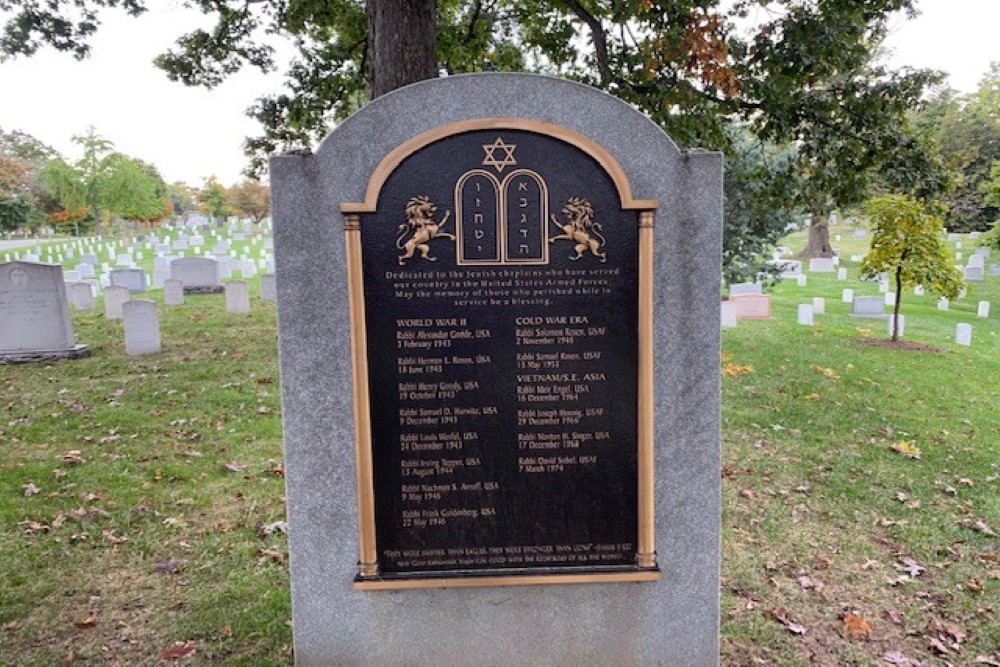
[798,209,835,259]
[891,265,903,341]
[368,0,439,99]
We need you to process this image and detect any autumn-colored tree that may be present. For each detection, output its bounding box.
[861,195,964,341]
[0,128,57,231]
[0,154,43,231]
[227,179,270,223]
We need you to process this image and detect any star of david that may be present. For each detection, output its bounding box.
[482,137,518,173]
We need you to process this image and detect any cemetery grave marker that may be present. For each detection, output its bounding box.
[260,273,277,302]
[225,280,250,314]
[955,323,972,346]
[122,300,162,355]
[170,257,223,293]
[720,301,737,328]
[270,74,722,665]
[852,296,885,318]
[110,268,148,293]
[729,282,762,296]
[0,261,89,362]
[103,285,130,320]
[68,282,94,311]
[888,314,905,337]
[164,279,185,306]
[731,295,772,320]
[808,257,835,273]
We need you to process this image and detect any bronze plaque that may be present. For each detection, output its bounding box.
[344,121,658,588]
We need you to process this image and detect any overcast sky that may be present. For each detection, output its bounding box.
[0,0,997,187]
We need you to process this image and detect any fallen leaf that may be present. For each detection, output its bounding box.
[153,559,190,574]
[223,462,247,473]
[929,636,951,655]
[764,608,807,635]
[102,529,128,545]
[810,365,840,380]
[722,362,754,377]
[969,520,996,536]
[883,651,918,666]
[796,573,825,594]
[72,616,97,629]
[160,641,197,660]
[976,655,1000,666]
[890,441,921,459]
[844,614,873,640]
[261,520,288,536]
[257,547,285,564]
[60,451,86,465]
[896,556,926,578]
[884,609,904,625]
[22,482,40,497]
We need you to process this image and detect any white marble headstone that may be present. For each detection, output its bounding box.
[955,323,972,347]
[123,300,162,355]
[164,279,185,306]
[225,281,251,314]
[103,285,130,320]
[260,273,277,302]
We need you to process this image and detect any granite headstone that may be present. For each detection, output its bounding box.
[270,73,722,666]
[0,261,89,362]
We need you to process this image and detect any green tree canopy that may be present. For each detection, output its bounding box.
[1,0,945,271]
[912,64,1000,231]
[860,194,964,341]
[198,175,230,219]
[37,128,169,232]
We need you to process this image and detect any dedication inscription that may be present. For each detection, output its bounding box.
[345,120,657,587]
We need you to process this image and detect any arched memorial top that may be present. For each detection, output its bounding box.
[341,117,659,213]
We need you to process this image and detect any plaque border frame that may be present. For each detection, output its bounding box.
[341,118,658,590]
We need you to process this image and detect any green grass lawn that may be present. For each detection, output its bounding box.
[1,227,997,665]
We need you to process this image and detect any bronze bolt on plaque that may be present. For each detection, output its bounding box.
[343,119,659,589]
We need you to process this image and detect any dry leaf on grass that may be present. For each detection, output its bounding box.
[976,655,1000,666]
[22,482,40,497]
[882,651,919,666]
[968,519,996,536]
[223,462,247,473]
[890,441,921,459]
[722,363,754,377]
[895,556,926,578]
[153,559,190,574]
[843,614,873,640]
[260,520,288,536]
[72,616,97,629]
[160,641,197,660]
[763,608,807,635]
[60,451,86,465]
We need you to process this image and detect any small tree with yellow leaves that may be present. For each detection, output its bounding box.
[861,195,964,341]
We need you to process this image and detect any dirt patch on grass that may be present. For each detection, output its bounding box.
[854,339,948,353]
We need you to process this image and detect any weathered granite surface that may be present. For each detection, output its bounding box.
[271,73,722,666]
